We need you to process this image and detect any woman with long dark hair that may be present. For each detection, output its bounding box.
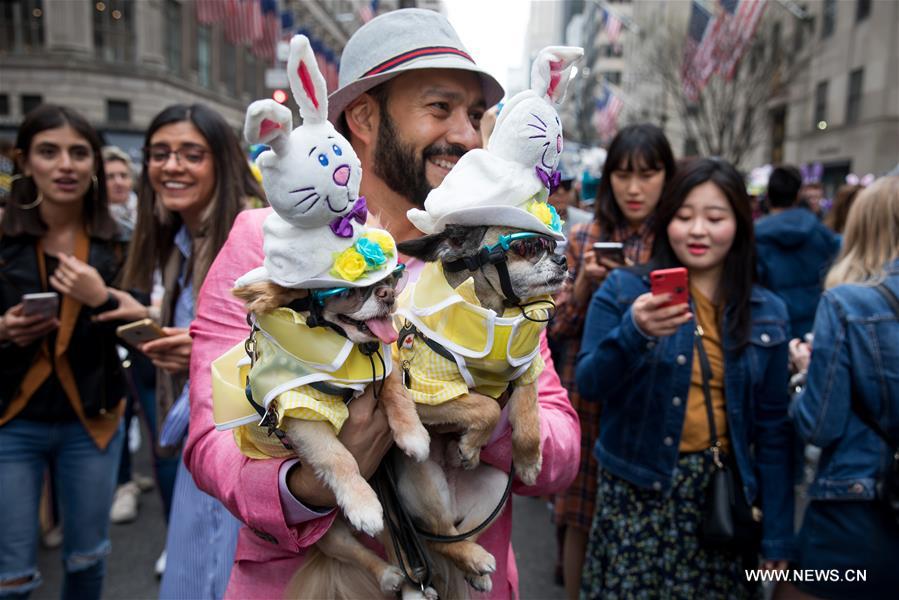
[0,105,128,599]
[549,124,675,598]
[117,104,264,596]
[576,158,795,597]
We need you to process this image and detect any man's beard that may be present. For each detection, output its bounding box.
[372,108,466,208]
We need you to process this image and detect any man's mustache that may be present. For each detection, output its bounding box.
[423,144,467,161]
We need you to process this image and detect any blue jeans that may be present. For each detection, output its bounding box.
[0,419,123,600]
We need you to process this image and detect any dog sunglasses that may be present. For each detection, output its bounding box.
[484,232,557,260]
[310,263,407,304]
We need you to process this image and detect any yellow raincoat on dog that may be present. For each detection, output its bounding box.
[211,308,391,459]
[395,261,551,405]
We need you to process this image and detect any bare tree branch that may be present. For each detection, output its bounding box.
[634,14,795,169]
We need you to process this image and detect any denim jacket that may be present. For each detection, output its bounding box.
[791,259,899,501]
[576,268,795,560]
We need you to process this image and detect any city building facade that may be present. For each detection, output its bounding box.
[0,0,409,158]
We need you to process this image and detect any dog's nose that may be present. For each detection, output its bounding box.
[550,253,567,267]
[332,165,351,187]
[375,285,395,305]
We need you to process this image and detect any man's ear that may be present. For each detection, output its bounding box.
[344,94,379,148]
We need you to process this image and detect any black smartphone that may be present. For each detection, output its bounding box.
[592,242,625,265]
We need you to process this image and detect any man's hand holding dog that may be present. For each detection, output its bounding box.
[287,385,393,509]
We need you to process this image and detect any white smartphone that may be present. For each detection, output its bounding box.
[22,292,60,318]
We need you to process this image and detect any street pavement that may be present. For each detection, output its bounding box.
[35,440,565,599]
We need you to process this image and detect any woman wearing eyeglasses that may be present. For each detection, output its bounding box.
[117,104,264,596]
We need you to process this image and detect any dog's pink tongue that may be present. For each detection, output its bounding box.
[366,317,398,345]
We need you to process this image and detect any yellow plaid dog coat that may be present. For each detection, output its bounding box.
[396,261,551,405]
[211,307,391,459]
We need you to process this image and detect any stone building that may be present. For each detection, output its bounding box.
[0,0,407,157]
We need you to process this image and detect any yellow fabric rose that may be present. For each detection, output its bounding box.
[364,230,396,255]
[331,247,367,281]
[528,201,553,226]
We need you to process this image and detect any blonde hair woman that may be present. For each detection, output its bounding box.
[790,176,899,599]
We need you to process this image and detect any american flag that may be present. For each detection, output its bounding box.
[604,9,622,45]
[197,0,228,25]
[717,0,768,79]
[593,84,624,139]
[254,0,280,61]
[358,0,378,24]
[682,0,713,102]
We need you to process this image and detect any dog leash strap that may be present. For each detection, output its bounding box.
[374,461,435,593]
[398,322,456,364]
[415,465,514,543]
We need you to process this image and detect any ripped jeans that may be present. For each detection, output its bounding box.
[0,419,123,599]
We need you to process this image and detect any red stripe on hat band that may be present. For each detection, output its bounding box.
[364,46,475,77]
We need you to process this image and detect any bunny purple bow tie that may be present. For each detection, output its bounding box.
[329,197,368,238]
[536,167,561,195]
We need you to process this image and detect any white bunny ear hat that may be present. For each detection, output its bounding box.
[407,46,583,242]
[237,35,398,290]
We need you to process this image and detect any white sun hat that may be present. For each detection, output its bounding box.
[327,8,504,123]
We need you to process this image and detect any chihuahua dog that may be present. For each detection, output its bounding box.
[232,274,429,538]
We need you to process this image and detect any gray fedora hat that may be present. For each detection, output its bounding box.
[328,8,505,123]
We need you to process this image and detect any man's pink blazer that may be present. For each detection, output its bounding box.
[186,208,580,599]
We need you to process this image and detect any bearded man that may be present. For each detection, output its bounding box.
[184,9,578,598]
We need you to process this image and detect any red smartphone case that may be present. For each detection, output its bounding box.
[650,267,689,307]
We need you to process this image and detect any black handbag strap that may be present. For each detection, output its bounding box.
[849,282,899,447]
[694,324,724,468]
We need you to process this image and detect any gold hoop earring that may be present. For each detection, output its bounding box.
[10,174,43,209]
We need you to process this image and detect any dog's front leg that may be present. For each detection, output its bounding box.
[394,452,497,593]
[380,369,430,462]
[507,382,542,485]
[282,418,383,535]
[315,516,405,595]
[416,392,501,470]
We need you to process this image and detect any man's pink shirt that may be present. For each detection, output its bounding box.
[185,208,580,599]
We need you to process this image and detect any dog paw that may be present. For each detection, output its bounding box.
[458,443,482,470]
[515,455,543,486]
[423,586,439,600]
[461,545,496,576]
[342,498,383,536]
[378,566,405,594]
[396,425,430,463]
[466,573,494,593]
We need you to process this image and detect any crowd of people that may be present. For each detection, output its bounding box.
[0,8,897,600]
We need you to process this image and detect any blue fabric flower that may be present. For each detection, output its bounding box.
[355,237,387,267]
[548,204,563,232]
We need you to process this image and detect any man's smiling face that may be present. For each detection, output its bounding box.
[371,69,486,207]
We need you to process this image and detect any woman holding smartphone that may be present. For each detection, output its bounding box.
[0,105,132,599]
[116,104,263,596]
[576,158,795,597]
[548,124,675,597]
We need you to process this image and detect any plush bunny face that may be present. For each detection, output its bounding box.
[488,93,563,178]
[256,121,362,229]
[245,34,363,229]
